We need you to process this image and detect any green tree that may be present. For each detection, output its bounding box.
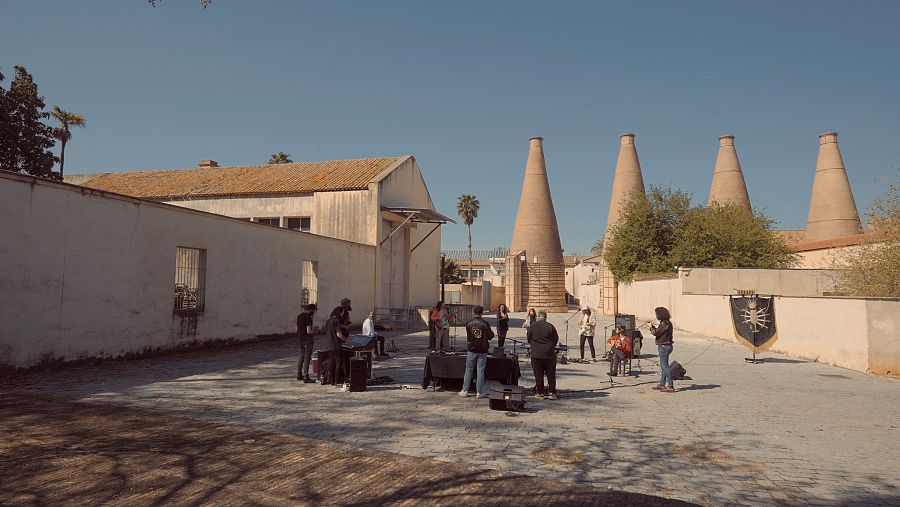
[604,186,797,282]
[670,203,798,270]
[442,258,465,284]
[604,186,692,281]
[834,177,900,296]
[456,194,480,284]
[268,152,292,164]
[50,106,86,179]
[0,66,57,178]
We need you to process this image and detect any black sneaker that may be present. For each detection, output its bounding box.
[303,377,314,384]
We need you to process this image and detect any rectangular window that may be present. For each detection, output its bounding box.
[302,260,318,306]
[287,217,311,232]
[174,247,206,312]
[256,217,280,227]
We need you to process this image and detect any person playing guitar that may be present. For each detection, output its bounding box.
[608,326,632,376]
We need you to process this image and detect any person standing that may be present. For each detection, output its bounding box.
[527,310,560,400]
[578,307,597,361]
[362,310,385,357]
[323,306,348,386]
[430,301,453,353]
[459,305,495,399]
[522,308,537,330]
[496,303,510,348]
[339,298,352,338]
[296,303,317,383]
[649,306,676,392]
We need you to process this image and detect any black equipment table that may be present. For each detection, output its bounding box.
[421,354,520,390]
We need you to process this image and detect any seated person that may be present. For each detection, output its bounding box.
[362,311,385,357]
[608,326,632,376]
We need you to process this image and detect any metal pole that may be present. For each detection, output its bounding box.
[441,255,446,302]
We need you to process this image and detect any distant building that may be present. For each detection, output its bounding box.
[68,156,451,309]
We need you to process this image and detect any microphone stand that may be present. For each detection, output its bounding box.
[562,310,581,364]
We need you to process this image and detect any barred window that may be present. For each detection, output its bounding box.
[302,260,318,306]
[174,247,206,312]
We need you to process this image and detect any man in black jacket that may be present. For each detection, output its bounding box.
[458,305,495,399]
[527,309,560,400]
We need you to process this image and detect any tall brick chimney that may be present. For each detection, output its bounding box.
[508,136,566,312]
[805,132,861,242]
[604,133,646,240]
[707,135,751,209]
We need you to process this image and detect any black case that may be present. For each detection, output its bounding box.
[349,358,368,392]
[489,385,526,411]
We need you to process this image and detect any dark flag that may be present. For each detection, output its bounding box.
[729,295,778,354]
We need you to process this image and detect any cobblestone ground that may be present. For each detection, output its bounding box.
[5,312,899,506]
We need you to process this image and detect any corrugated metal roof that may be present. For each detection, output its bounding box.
[77,157,405,199]
[441,247,510,260]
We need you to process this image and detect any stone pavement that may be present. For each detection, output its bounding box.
[4,312,899,506]
[0,390,690,507]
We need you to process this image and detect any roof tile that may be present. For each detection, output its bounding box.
[78,157,404,199]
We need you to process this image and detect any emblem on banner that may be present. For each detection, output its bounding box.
[729,295,778,354]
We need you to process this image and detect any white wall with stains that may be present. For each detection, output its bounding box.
[0,172,374,370]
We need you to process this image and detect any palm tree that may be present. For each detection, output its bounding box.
[50,106,86,179]
[456,194,480,285]
[591,238,604,254]
[268,152,293,164]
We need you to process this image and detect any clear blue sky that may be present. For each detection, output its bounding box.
[4,1,899,254]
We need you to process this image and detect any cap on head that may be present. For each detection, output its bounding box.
[305,303,318,312]
[537,309,548,319]
[340,298,351,306]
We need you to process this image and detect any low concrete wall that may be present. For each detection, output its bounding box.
[0,172,375,370]
[680,267,839,296]
[617,269,900,376]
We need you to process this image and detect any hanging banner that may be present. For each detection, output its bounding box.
[729,295,778,354]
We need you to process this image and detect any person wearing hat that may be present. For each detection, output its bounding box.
[296,303,317,382]
[339,298,352,338]
[527,309,560,400]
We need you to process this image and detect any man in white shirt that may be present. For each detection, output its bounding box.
[362,311,385,357]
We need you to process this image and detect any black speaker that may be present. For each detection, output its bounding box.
[489,385,526,411]
[349,358,367,392]
[615,313,635,331]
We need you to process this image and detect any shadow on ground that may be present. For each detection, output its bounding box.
[0,389,698,507]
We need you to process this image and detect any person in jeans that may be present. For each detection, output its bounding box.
[430,301,453,353]
[496,303,510,349]
[649,306,676,392]
[527,310,560,400]
[578,307,597,361]
[296,303,317,382]
[459,305,495,399]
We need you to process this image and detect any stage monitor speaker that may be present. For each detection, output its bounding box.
[489,385,526,411]
[615,313,636,331]
[349,358,367,392]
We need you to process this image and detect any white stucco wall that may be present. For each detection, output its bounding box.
[163,194,315,222]
[0,172,374,370]
[616,269,900,375]
[375,157,441,308]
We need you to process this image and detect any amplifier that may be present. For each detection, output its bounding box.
[349,358,367,392]
[488,385,526,412]
[615,313,636,331]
